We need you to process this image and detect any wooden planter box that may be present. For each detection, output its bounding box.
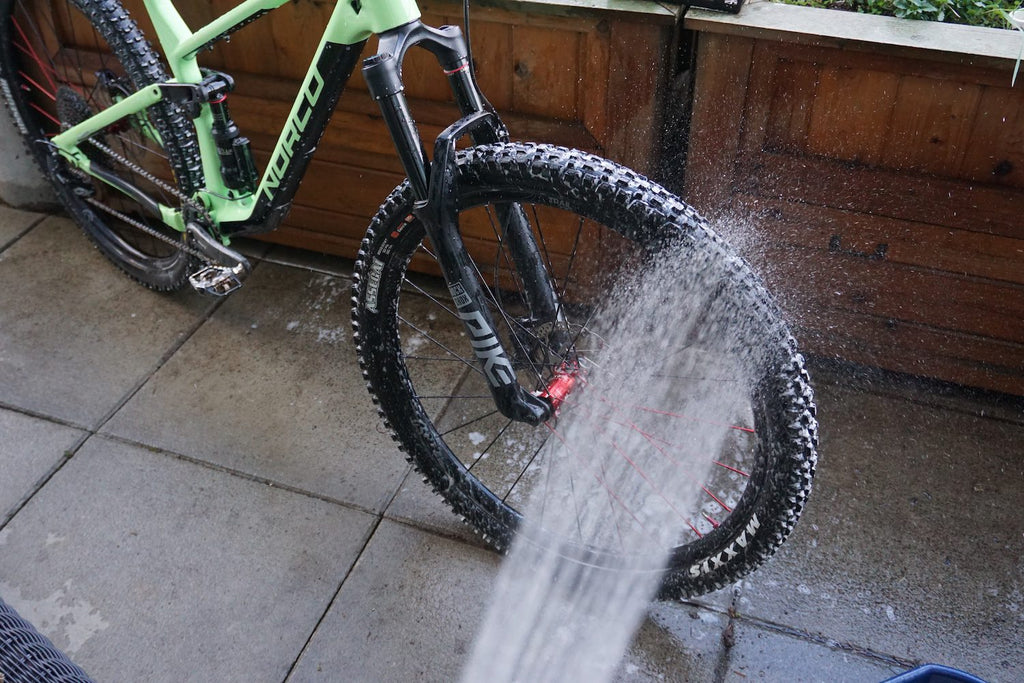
[123,0,678,261]
[682,1,1024,395]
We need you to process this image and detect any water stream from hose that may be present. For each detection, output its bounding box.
[461,242,761,681]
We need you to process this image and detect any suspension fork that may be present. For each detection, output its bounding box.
[363,21,558,425]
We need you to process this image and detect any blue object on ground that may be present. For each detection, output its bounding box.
[884,663,988,683]
[0,597,94,683]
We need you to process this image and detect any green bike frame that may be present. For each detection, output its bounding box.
[48,0,558,424]
[50,0,421,236]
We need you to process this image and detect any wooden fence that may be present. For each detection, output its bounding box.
[682,3,1024,395]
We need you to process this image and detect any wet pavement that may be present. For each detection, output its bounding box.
[1,205,1021,682]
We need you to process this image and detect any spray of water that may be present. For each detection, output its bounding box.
[462,241,763,682]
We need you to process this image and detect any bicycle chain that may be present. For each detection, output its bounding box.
[85,135,211,223]
[73,136,216,265]
[81,195,210,263]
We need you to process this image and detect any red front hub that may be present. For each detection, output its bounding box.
[537,362,582,415]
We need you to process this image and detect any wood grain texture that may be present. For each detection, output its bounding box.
[684,24,1024,394]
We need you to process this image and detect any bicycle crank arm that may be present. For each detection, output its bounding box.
[413,112,553,426]
[186,223,251,296]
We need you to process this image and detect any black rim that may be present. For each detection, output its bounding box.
[364,185,792,573]
[2,0,187,278]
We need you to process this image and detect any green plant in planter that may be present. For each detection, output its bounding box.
[778,0,1021,28]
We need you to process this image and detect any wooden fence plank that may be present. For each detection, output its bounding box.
[510,23,581,121]
[732,196,1024,287]
[746,243,1024,345]
[804,65,900,166]
[735,152,1023,239]
[684,32,754,217]
[881,75,982,176]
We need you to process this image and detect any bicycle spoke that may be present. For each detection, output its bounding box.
[398,315,480,377]
[353,144,817,595]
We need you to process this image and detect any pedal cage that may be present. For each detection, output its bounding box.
[188,264,244,296]
[185,222,250,296]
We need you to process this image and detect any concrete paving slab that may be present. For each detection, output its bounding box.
[734,380,1024,681]
[290,518,727,682]
[0,110,57,210]
[0,408,84,522]
[617,601,729,682]
[261,243,357,277]
[720,621,901,682]
[289,519,501,682]
[384,470,491,547]
[104,262,411,512]
[0,205,45,247]
[0,216,214,426]
[0,434,376,682]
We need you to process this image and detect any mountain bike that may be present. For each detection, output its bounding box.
[0,0,818,597]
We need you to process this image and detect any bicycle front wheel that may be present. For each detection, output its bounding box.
[352,143,818,597]
[0,0,200,290]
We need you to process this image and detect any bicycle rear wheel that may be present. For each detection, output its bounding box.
[0,0,200,290]
[352,143,818,597]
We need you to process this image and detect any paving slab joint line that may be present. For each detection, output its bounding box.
[709,594,740,682]
[94,429,386,517]
[729,610,921,671]
[88,261,266,432]
[0,261,258,532]
[84,433,486,555]
[0,430,91,530]
[0,209,52,253]
[260,250,358,280]
[0,400,92,433]
[281,472,411,683]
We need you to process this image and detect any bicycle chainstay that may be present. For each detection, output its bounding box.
[61,134,216,266]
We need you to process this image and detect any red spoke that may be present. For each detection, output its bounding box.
[701,486,732,513]
[18,70,55,100]
[631,403,755,433]
[574,374,755,435]
[543,422,663,542]
[13,16,58,93]
[578,404,694,472]
[713,460,749,477]
[14,40,59,81]
[578,405,727,502]
[569,407,704,539]
[585,387,754,434]
[28,99,61,127]
[545,376,749,541]
[605,434,703,537]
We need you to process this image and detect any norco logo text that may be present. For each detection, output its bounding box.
[687,514,760,577]
[457,308,515,387]
[261,66,325,201]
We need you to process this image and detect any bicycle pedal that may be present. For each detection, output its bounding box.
[189,264,244,296]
